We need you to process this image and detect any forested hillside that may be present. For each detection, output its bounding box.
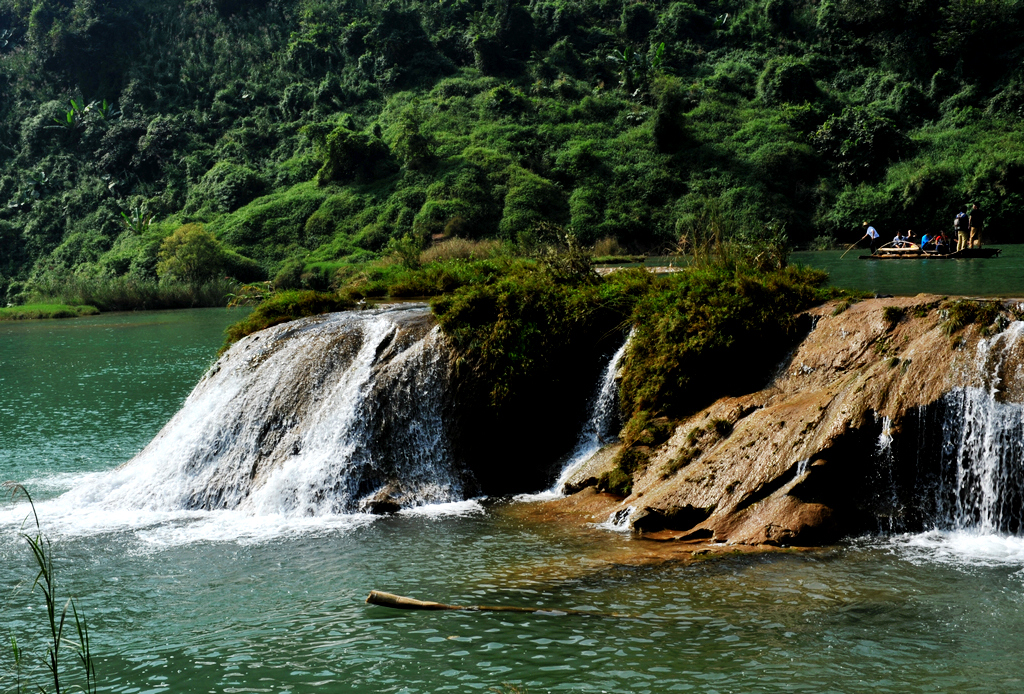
[1,0,1022,303]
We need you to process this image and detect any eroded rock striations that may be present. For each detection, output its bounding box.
[558,295,1024,546]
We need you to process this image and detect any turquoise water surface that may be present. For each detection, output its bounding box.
[3,309,1024,693]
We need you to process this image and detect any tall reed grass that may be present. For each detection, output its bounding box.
[23,276,240,311]
[675,203,789,272]
[4,483,97,694]
[419,237,506,264]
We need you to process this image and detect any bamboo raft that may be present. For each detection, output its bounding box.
[860,242,1001,260]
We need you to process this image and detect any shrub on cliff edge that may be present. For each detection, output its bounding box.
[223,290,357,349]
[619,264,833,421]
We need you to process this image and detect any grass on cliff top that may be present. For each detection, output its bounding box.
[430,262,651,409]
[618,262,836,421]
[221,254,533,350]
[0,303,100,320]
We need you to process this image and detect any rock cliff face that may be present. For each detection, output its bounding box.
[558,295,1024,546]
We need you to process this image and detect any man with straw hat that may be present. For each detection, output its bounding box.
[859,221,881,254]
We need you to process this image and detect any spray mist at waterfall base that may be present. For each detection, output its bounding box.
[887,530,1024,569]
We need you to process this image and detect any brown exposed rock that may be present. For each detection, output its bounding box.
[548,295,1024,547]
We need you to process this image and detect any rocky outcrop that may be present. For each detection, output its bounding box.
[557,295,1024,546]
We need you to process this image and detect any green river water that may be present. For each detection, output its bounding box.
[3,309,1024,693]
[790,243,1024,297]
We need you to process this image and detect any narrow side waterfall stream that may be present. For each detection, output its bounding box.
[938,323,1024,533]
[4,308,1024,693]
[520,334,629,502]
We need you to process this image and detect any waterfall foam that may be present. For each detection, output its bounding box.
[57,305,466,520]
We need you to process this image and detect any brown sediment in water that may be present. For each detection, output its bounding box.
[500,489,817,568]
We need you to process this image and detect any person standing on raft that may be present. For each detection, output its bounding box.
[969,203,984,248]
[954,206,969,252]
[859,222,881,253]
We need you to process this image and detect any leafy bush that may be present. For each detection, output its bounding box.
[498,167,568,239]
[811,107,910,183]
[315,127,393,185]
[157,224,229,284]
[757,57,821,106]
[431,264,633,408]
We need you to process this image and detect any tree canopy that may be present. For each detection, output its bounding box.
[0,0,1022,301]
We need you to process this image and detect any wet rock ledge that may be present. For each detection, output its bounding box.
[545,295,1024,547]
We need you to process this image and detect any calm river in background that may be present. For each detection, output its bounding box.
[4,310,1024,693]
[791,243,1024,297]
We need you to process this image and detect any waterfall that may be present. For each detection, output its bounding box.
[521,333,630,501]
[61,305,466,516]
[931,323,1024,534]
[874,415,901,532]
[878,321,1024,536]
[598,505,635,533]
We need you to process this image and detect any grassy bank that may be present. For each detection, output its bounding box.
[20,277,241,313]
[0,303,100,320]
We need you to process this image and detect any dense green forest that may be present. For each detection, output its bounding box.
[0,0,1022,304]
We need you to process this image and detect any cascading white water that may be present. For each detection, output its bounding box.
[598,505,635,532]
[527,333,631,500]
[935,322,1024,534]
[60,305,466,517]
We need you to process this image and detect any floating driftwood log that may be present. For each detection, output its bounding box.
[366,590,629,617]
